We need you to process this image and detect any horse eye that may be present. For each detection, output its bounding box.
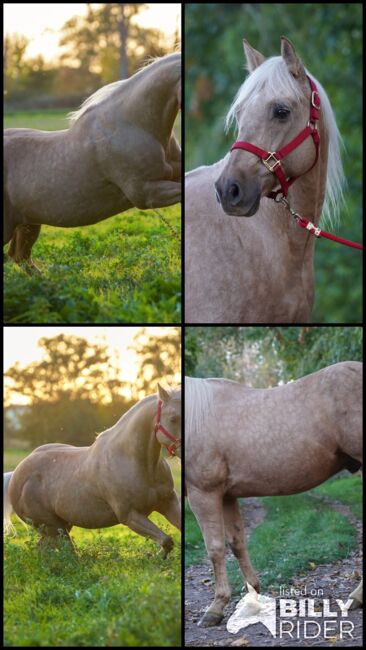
[274,106,290,120]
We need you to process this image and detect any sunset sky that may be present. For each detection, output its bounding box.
[4,3,181,62]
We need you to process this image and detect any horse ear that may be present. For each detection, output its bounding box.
[281,36,306,81]
[157,383,170,403]
[243,39,266,72]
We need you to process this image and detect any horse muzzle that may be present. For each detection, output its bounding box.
[214,177,261,217]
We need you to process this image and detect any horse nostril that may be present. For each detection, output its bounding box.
[214,181,222,205]
[228,183,242,205]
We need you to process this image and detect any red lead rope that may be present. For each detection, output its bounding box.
[278,197,363,250]
[296,216,363,250]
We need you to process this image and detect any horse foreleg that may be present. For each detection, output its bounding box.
[131,179,181,209]
[156,490,181,531]
[8,224,41,272]
[126,509,174,557]
[223,496,260,592]
[166,135,181,181]
[188,485,231,627]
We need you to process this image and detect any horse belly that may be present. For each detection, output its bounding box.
[226,447,343,498]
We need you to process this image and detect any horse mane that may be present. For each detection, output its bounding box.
[185,376,216,436]
[225,56,345,228]
[68,52,181,125]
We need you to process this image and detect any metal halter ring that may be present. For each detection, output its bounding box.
[262,152,281,173]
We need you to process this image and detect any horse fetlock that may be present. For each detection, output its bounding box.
[161,535,174,558]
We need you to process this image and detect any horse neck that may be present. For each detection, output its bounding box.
[96,396,161,475]
[117,60,179,145]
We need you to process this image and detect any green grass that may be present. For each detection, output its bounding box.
[4,209,181,323]
[185,475,362,596]
[4,110,181,324]
[5,520,181,647]
[4,109,70,131]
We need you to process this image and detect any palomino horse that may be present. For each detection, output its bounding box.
[185,37,347,323]
[4,53,181,270]
[4,385,181,556]
[185,362,362,626]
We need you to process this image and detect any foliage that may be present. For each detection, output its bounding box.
[5,334,124,404]
[185,3,362,322]
[4,207,181,325]
[185,326,362,384]
[132,327,181,396]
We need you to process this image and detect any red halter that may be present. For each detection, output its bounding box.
[154,399,180,456]
[230,75,363,250]
[231,75,320,200]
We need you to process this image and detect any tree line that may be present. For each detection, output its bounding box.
[5,3,180,109]
[185,326,362,387]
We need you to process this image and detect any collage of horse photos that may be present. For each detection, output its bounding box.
[3,3,363,648]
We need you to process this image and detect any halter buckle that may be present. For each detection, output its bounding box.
[262,152,281,173]
[311,90,321,110]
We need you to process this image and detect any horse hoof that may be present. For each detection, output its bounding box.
[161,536,174,558]
[198,611,223,627]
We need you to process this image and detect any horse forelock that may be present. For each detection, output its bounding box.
[185,377,215,437]
[225,56,345,228]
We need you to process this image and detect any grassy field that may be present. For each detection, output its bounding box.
[4,449,181,646]
[4,110,181,324]
[185,475,362,596]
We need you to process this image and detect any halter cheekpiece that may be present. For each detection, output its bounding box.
[154,399,180,456]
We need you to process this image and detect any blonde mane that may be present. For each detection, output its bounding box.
[68,52,181,125]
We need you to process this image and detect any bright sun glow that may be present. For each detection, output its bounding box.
[4,3,181,62]
[4,326,180,404]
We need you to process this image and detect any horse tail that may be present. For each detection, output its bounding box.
[4,472,15,535]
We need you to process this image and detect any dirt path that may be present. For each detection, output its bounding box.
[184,496,362,647]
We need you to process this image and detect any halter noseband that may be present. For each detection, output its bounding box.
[231,75,321,200]
[154,399,180,456]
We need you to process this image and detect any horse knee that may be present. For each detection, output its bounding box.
[207,539,225,565]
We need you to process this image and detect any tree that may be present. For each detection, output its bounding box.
[59,3,168,84]
[132,327,181,397]
[4,334,133,448]
[5,334,125,406]
[185,326,362,385]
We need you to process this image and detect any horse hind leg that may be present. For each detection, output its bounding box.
[223,496,260,592]
[36,523,75,550]
[8,224,41,272]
